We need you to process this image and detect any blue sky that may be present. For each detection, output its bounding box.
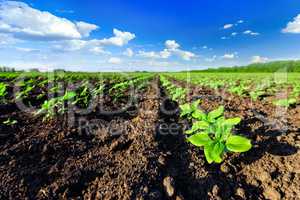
[0,0,300,71]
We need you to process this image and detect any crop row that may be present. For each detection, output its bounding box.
[0,73,153,123]
[167,72,300,107]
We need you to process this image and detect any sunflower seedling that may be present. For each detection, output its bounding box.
[186,106,252,164]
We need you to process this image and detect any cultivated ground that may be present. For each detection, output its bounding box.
[0,74,299,200]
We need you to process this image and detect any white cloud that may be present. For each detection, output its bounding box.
[75,21,98,37]
[0,1,98,41]
[97,28,135,46]
[282,14,300,34]
[15,47,39,52]
[138,50,160,59]
[52,39,87,51]
[221,36,228,40]
[223,24,234,29]
[89,46,110,55]
[159,49,171,58]
[165,40,180,49]
[165,40,195,60]
[51,28,135,52]
[205,55,217,62]
[202,45,208,49]
[172,49,195,60]
[222,53,236,59]
[251,56,269,63]
[137,40,194,60]
[237,20,244,24]
[243,30,260,36]
[231,32,238,36]
[123,48,134,57]
[0,33,18,45]
[108,57,122,64]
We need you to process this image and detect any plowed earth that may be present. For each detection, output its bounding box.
[0,78,299,200]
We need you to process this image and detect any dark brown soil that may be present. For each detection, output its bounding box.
[0,77,299,200]
[167,78,300,200]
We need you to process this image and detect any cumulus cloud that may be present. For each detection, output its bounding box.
[97,29,135,46]
[243,30,260,36]
[165,40,195,60]
[282,14,300,34]
[159,49,171,59]
[251,56,269,63]
[52,40,87,51]
[75,21,98,37]
[137,40,195,61]
[123,48,134,57]
[51,28,135,52]
[108,57,122,64]
[223,24,234,29]
[165,40,180,50]
[0,1,98,41]
[222,53,236,59]
[138,51,160,59]
[89,46,110,55]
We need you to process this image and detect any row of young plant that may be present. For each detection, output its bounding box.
[168,73,300,107]
[160,75,252,164]
[0,74,152,123]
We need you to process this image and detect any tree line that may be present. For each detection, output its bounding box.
[192,60,300,73]
[0,66,16,72]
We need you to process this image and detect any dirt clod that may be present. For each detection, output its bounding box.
[263,187,281,200]
[163,176,175,197]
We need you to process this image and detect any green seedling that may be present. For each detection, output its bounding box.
[179,100,202,120]
[36,91,76,120]
[273,98,297,107]
[0,82,7,103]
[249,90,265,101]
[185,106,252,164]
[3,118,17,126]
[170,87,186,102]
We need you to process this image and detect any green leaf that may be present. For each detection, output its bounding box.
[187,132,212,147]
[211,142,225,163]
[208,106,224,122]
[63,91,76,100]
[191,99,201,110]
[226,135,252,152]
[185,121,210,134]
[192,109,206,120]
[204,142,214,164]
[273,98,296,107]
[224,117,241,126]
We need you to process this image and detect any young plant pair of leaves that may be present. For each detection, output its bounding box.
[0,82,7,103]
[180,101,252,164]
[273,98,297,107]
[36,91,76,121]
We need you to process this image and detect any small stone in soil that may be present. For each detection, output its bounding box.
[163,176,175,197]
[263,187,281,200]
[158,155,166,165]
[236,187,246,199]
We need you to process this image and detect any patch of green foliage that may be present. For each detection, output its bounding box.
[160,75,186,102]
[0,82,7,103]
[181,102,252,164]
[36,91,76,121]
